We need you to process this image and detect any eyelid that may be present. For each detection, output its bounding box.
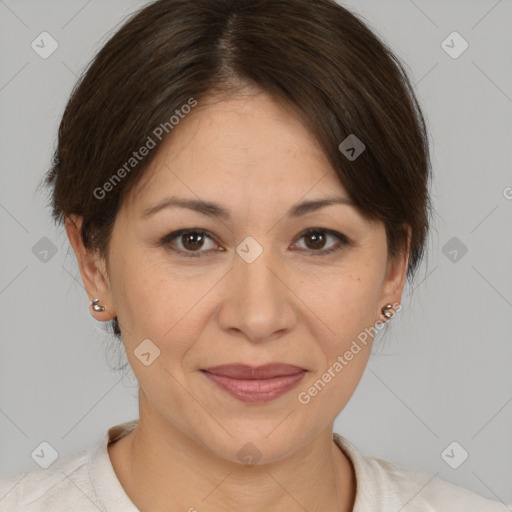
[295,228,350,245]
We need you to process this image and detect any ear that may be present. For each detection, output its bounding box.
[65,215,116,322]
[376,225,411,321]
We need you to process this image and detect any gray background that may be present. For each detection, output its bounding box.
[1,0,511,506]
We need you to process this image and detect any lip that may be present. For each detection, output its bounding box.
[201,363,307,403]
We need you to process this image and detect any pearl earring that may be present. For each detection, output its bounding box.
[381,303,396,320]
[90,298,105,312]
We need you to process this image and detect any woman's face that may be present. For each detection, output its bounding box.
[79,90,408,464]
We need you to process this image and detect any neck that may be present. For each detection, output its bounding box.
[108,411,356,512]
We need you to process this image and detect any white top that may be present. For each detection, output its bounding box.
[0,420,508,511]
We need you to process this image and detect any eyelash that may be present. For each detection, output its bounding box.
[160,228,352,258]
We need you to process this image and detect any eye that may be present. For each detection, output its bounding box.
[161,229,221,258]
[160,228,351,258]
[292,228,350,256]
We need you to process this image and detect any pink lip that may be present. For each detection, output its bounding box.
[201,363,307,403]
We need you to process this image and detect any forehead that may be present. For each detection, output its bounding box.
[124,91,348,210]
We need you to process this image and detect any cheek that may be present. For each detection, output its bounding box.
[315,261,384,345]
[295,270,380,417]
[318,282,377,389]
[110,251,214,356]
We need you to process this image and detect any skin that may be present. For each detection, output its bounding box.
[66,88,409,512]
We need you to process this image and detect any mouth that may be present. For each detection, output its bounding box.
[200,363,307,403]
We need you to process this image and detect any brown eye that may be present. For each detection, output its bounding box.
[304,231,327,250]
[161,227,350,258]
[181,231,206,251]
[293,228,350,256]
[161,229,220,257]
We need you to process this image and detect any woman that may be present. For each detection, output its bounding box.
[0,0,507,510]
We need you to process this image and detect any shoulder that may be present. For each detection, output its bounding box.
[334,434,510,512]
[363,456,508,511]
[0,447,101,511]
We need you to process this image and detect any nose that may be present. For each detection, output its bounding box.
[216,241,296,344]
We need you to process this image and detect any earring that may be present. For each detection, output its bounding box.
[90,298,105,312]
[381,303,395,320]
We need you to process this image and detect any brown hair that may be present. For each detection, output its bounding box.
[43,0,433,340]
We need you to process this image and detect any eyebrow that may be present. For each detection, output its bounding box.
[142,195,356,220]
